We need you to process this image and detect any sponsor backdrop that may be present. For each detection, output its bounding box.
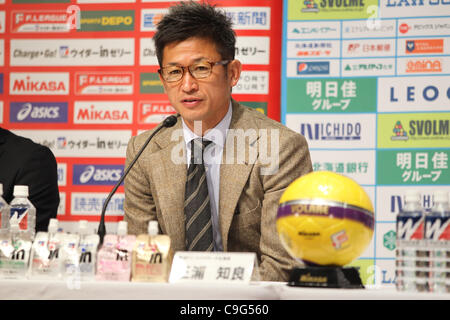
[1,0,449,287]
[282,0,450,286]
[0,1,280,236]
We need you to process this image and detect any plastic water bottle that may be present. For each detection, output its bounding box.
[425,190,450,293]
[77,220,99,281]
[9,185,36,239]
[0,184,10,230]
[396,190,427,292]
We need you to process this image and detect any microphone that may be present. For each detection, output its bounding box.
[97,114,179,245]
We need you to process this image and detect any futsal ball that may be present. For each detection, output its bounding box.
[276,171,374,266]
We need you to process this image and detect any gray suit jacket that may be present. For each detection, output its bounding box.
[124,100,313,281]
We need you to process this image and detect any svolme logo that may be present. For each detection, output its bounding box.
[10,102,68,123]
[9,72,69,95]
[301,0,367,12]
[297,61,330,75]
[302,0,320,12]
[391,119,449,141]
[391,121,409,141]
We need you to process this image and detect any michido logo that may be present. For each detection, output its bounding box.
[300,122,361,141]
[73,164,124,185]
[10,102,68,123]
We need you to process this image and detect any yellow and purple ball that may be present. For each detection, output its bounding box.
[276,171,374,267]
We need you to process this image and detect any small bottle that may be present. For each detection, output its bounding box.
[115,221,135,281]
[396,190,427,292]
[29,218,62,279]
[132,220,173,282]
[0,184,10,231]
[425,190,450,293]
[9,185,36,239]
[77,220,99,281]
[96,221,135,281]
[0,218,32,279]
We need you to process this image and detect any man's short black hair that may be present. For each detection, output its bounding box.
[153,1,236,66]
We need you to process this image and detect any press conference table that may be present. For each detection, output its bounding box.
[1,279,449,300]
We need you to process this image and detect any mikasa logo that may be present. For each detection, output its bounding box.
[74,102,132,124]
[13,77,66,92]
[10,73,69,95]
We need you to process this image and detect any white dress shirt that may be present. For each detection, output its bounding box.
[181,102,232,251]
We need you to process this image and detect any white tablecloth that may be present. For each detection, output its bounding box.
[1,279,449,300]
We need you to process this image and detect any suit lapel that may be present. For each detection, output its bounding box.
[219,101,258,250]
[148,119,187,251]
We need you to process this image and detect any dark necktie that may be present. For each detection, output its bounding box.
[184,138,214,251]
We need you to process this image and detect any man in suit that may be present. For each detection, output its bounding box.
[124,1,313,281]
[0,127,60,232]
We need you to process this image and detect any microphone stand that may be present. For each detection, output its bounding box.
[97,115,179,245]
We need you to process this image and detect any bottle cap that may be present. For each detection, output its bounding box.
[405,190,420,203]
[433,190,449,204]
[13,185,29,197]
[48,218,59,234]
[148,220,159,236]
[79,220,89,235]
[117,220,128,236]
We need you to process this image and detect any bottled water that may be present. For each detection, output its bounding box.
[425,190,450,293]
[29,218,63,279]
[0,184,10,231]
[0,218,32,279]
[9,185,36,239]
[396,190,427,292]
[77,220,99,281]
[96,221,135,281]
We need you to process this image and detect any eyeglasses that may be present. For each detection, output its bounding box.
[158,60,231,83]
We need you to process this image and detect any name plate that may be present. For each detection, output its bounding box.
[169,251,260,284]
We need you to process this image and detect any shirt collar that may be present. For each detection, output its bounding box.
[182,101,232,149]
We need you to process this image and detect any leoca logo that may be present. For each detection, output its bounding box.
[74,164,123,185]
